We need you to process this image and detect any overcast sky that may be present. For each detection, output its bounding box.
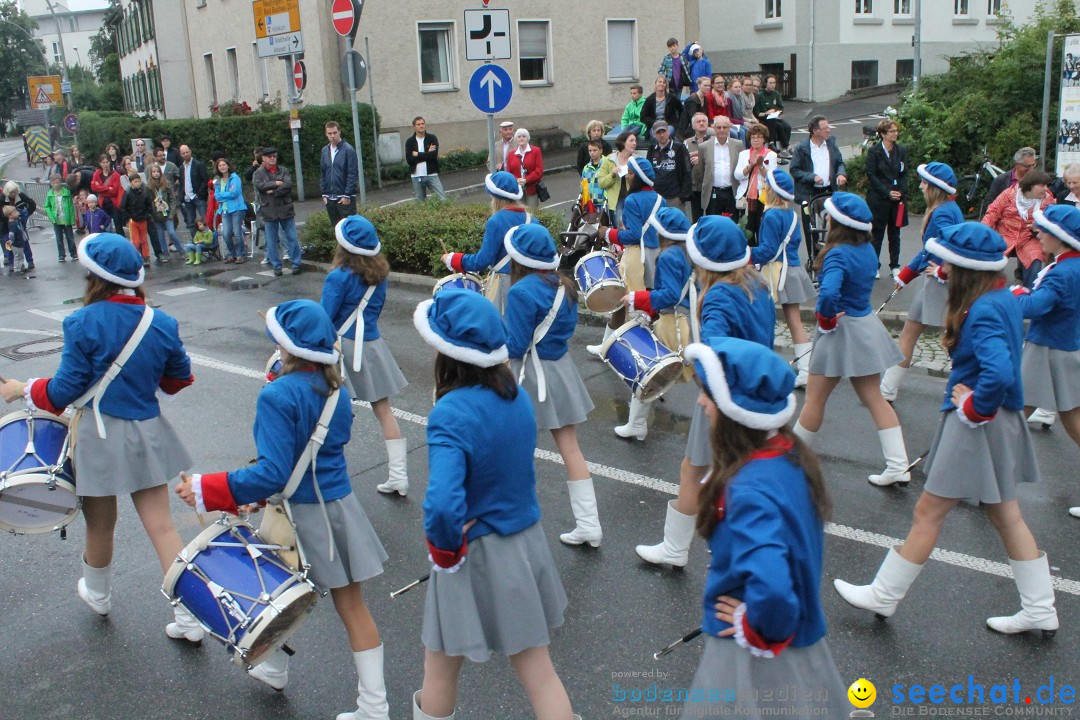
[66,0,109,9]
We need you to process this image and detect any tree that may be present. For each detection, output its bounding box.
[0,0,48,129]
[89,0,122,85]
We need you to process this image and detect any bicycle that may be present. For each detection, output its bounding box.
[954,147,1004,220]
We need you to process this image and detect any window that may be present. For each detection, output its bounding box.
[954,0,969,15]
[52,42,61,65]
[417,23,455,90]
[606,19,637,82]
[204,53,218,106]
[894,0,911,14]
[226,48,240,101]
[987,0,1002,16]
[518,21,550,85]
[851,60,879,89]
[252,42,270,98]
[765,0,782,19]
[896,59,914,81]
[855,0,873,13]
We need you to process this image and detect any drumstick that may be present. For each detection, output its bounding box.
[876,286,901,314]
[653,628,702,659]
[905,449,929,474]
[439,239,448,255]
[390,573,430,599]
[789,345,813,367]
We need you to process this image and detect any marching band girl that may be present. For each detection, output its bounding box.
[834,223,1057,638]
[637,215,774,567]
[679,337,846,718]
[791,193,910,487]
[503,224,600,547]
[176,300,391,718]
[617,207,696,441]
[321,215,410,496]
[1012,205,1080,516]
[412,289,579,720]
[880,162,965,402]
[442,171,532,315]
[750,168,816,388]
[0,233,202,641]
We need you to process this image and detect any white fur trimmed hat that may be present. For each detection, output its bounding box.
[628,157,655,186]
[648,206,691,241]
[1033,204,1080,252]
[335,215,381,255]
[77,233,144,288]
[413,289,508,368]
[265,300,341,365]
[766,168,795,202]
[485,171,523,201]
[684,338,797,431]
[925,222,1007,271]
[823,192,873,233]
[687,215,751,272]
[504,223,559,270]
[917,162,957,195]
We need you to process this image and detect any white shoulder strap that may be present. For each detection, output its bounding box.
[641,195,663,252]
[517,284,566,403]
[492,213,532,274]
[338,285,377,373]
[73,306,154,439]
[765,211,800,299]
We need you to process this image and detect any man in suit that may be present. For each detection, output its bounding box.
[789,115,847,204]
[320,120,359,228]
[696,115,744,220]
[178,145,209,239]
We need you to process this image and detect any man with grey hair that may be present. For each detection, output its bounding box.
[985,146,1038,207]
[1052,163,1080,208]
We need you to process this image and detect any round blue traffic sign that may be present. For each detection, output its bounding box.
[64,114,78,133]
[468,64,512,115]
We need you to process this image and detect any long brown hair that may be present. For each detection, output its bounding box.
[696,412,831,538]
[696,265,766,308]
[332,246,390,286]
[146,165,170,194]
[84,274,146,305]
[434,353,517,401]
[509,260,579,302]
[920,185,949,237]
[279,351,342,394]
[813,220,869,273]
[942,265,1003,353]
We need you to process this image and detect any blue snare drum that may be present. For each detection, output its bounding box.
[0,410,78,534]
[600,320,684,402]
[163,518,318,668]
[433,273,484,296]
[574,251,625,313]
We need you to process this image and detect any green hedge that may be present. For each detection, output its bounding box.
[300,200,564,275]
[76,103,380,198]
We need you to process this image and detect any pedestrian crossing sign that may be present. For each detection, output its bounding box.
[28,75,62,110]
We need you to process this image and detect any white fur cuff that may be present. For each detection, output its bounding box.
[732,602,777,659]
[191,473,207,514]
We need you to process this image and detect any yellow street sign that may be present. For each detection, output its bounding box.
[28,75,63,110]
[252,0,301,39]
[25,127,51,161]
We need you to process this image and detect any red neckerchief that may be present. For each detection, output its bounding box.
[505,207,526,213]
[1056,250,1080,262]
[106,294,145,305]
[716,435,795,520]
[993,277,1006,290]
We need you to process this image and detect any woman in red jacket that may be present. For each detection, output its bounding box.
[505,128,544,210]
[91,155,124,232]
[982,170,1055,288]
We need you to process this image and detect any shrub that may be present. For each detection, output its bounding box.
[300,201,565,275]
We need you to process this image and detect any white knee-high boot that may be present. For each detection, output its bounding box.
[635,500,695,567]
[248,648,290,691]
[560,478,602,547]
[793,342,812,389]
[586,325,614,357]
[986,552,1059,637]
[166,604,206,643]
[77,557,111,616]
[833,547,924,618]
[792,421,817,446]
[868,426,911,486]
[614,396,649,441]
[377,438,409,496]
[413,690,455,720]
[337,644,390,720]
[880,365,908,402]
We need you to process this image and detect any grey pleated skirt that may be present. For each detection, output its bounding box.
[907,274,948,328]
[73,413,192,497]
[341,337,408,403]
[291,493,388,590]
[684,401,713,467]
[924,410,1041,504]
[1021,343,1080,411]
[809,313,903,378]
[511,355,595,430]
[776,265,817,305]
[422,522,568,663]
[680,636,849,718]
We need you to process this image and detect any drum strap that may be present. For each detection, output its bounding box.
[641,196,663,254]
[71,306,154,440]
[337,285,377,373]
[491,213,533,276]
[764,212,800,301]
[517,284,566,403]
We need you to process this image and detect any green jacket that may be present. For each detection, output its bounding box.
[192,228,214,247]
[45,186,76,225]
[621,97,645,129]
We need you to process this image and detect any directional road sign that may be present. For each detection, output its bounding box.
[257,31,303,58]
[468,64,513,115]
[293,60,306,93]
[64,114,78,134]
[331,0,362,39]
[60,81,72,94]
[464,9,511,61]
[252,0,301,39]
[27,75,62,109]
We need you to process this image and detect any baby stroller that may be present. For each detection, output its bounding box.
[800,191,831,286]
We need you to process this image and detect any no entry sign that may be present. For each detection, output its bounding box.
[331,0,360,39]
[293,60,306,93]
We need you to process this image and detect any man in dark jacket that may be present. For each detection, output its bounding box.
[320,120,359,228]
[252,147,302,276]
[178,144,210,239]
[984,146,1038,208]
[405,117,446,201]
[788,116,847,204]
[647,121,692,213]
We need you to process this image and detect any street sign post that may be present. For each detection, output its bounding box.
[27,75,63,110]
[253,0,303,59]
[281,56,305,201]
[343,49,369,205]
[464,8,511,61]
[469,64,513,174]
[293,60,306,93]
[331,0,363,40]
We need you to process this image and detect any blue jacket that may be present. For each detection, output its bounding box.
[903,201,964,277]
[82,207,112,234]
[320,140,359,197]
[219,371,354,506]
[613,190,665,250]
[424,386,541,567]
[213,172,247,214]
[36,297,192,420]
[700,280,776,348]
[1017,251,1080,352]
[688,56,713,86]
[703,438,828,649]
[320,268,387,341]
[816,243,877,319]
[943,287,1024,415]
[504,274,577,361]
[457,208,532,276]
[750,208,802,268]
[633,245,693,314]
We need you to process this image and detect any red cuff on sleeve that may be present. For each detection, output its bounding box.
[896,265,918,286]
[1011,285,1030,297]
[962,393,996,424]
[159,374,194,395]
[449,252,465,273]
[605,227,620,245]
[30,378,64,416]
[631,291,655,314]
[426,537,467,569]
[200,472,239,515]
[934,265,949,282]
[816,312,838,331]
[741,614,794,657]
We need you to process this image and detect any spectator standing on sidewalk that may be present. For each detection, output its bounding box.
[406,117,446,201]
[154,146,180,196]
[160,135,182,168]
[494,121,515,171]
[659,38,692,98]
[646,121,692,214]
[214,159,248,264]
[506,128,545,210]
[321,120,359,229]
[640,76,683,140]
[45,174,77,262]
[789,116,847,204]
[575,121,611,175]
[252,147,303,276]
[1,182,37,271]
[120,173,157,266]
[178,145,209,239]
[685,112,714,221]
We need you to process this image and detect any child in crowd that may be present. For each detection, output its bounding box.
[74,188,89,234]
[3,206,30,274]
[119,173,156,266]
[82,194,112,235]
[580,141,605,207]
[184,219,215,265]
[45,174,78,262]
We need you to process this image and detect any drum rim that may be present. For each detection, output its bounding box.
[573,250,618,275]
[0,473,79,534]
[162,519,240,597]
[635,354,684,402]
[599,319,665,357]
[0,409,72,431]
[234,581,318,668]
[265,350,281,376]
[433,272,485,296]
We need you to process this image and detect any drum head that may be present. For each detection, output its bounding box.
[584,282,625,313]
[237,582,319,668]
[637,356,684,402]
[0,474,79,534]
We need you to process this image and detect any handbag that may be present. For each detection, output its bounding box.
[536,182,551,203]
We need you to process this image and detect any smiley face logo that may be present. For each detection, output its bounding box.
[848,678,877,709]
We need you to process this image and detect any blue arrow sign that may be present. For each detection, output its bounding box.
[468,64,512,115]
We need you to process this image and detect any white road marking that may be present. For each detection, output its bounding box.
[232,276,255,281]
[6,322,1078,595]
[256,271,278,278]
[157,286,207,297]
[27,308,74,322]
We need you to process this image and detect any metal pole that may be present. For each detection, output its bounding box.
[284,56,305,200]
[486,60,497,173]
[45,0,75,143]
[347,53,367,205]
[913,0,922,89]
[1039,30,1055,172]
[364,36,382,189]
